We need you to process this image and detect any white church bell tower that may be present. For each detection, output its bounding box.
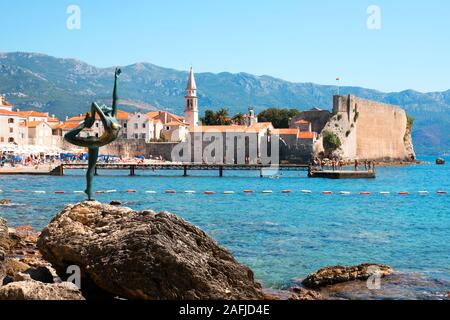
[185,67,199,127]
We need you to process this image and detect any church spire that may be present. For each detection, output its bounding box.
[186,67,197,91]
[184,67,199,127]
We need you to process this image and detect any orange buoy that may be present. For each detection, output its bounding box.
[398,192,409,195]
[126,190,137,193]
[13,190,25,193]
[437,191,448,195]
[54,191,65,194]
[360,192,371,195]
[322,191,333,195]
[96,191,106,194]
[243,190,254,193]
[165,190,176,194]
[204,191,215,195]
[281,190,292,194]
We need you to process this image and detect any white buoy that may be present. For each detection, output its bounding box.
[262,190,273,194]
[223,191,235,195]
[145,191,157,194]
[418,191,429,195]
[380,192,391,195]
[339,191,351,195]
[34,191,46,194]
[184,190,196,194]
[73,191,84,194]
[301,190,312,194]
[105,190,117,193]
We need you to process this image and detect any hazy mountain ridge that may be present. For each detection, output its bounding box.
[0,52,449,155]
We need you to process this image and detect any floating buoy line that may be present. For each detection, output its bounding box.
[1,189,448,196]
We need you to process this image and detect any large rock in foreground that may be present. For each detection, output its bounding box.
[0,218,9,284]
[302,263,393,289]
[0,280,84,300]
[37,202,264,300]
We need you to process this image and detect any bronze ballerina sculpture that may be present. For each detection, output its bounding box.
[64,68,122,200]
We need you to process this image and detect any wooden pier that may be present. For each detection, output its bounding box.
[308,170,376,179]
[57,163,308,177]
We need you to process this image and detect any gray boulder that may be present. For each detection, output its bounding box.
[37,202,264,300]
[302,263,393,288]
[0,218,8,284]
[0,280,84,300]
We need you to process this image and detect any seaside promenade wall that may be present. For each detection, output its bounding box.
[319,95,416,161]
[101,139,178,160]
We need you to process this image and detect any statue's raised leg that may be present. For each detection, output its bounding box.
[85,147,99,201]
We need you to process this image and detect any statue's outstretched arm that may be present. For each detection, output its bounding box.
[112,68,121,117]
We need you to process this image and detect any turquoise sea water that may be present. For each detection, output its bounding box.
[1,156,449,298]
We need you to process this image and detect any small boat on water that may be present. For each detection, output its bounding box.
[436,158,445,165]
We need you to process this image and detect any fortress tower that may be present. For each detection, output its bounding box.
[184,67,199,127]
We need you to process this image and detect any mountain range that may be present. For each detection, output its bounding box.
[0,52,449,155]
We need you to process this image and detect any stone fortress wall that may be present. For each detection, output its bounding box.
[317,95,416,161]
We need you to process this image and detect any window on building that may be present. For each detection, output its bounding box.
[8,118,14,124]
[141,133,146,139]
[166,126,170,131]
[8,138,14,143]
[142,123,146,128]
[0,137,4,142]
[95,133,99,138]
[134,134,138,139]
[96,122,99,128]
[123,122,127,128]
[9,128,13,133]
[134,123,138,129]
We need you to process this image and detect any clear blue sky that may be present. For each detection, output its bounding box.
[1,0,449,92]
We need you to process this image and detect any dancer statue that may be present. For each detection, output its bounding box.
[64,68,122,200]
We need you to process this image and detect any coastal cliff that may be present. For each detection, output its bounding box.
[314,95,416,162]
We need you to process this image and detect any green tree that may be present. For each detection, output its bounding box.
[201,109,216,125]
[216,108,231,125]
[257,108,301,128]
[200,108,232,125]
[322,131,341,153]
[231,112,245,125]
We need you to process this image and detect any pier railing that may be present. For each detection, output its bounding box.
[57,163,308,177]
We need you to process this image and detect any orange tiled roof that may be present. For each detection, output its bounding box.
[295,119,310,125]
[0,97,12,107]
[0,109,21,116]
[27,121,50,128]
[16,110,49,118]
[147,111,184,122]
[116,110,129,120]
[298,132,316,139]
[190,125,268,134]
[67,110,129,122]
[251,122,272,129]
[165,121,186,127]
[53,122,91,131]
[146,111,160,119]
[47,117,60,122]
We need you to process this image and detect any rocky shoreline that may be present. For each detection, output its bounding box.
[1,202,448,300]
